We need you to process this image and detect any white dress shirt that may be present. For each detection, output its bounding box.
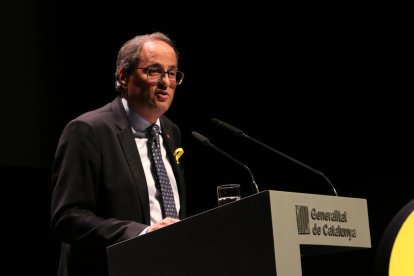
[121,98,180,226]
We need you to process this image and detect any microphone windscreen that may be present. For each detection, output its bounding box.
[191,131,210,145]
[211,118,244,136]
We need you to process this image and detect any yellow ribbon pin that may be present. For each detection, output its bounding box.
[174,148,184,164]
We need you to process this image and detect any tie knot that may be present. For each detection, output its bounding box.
[148,124,160,138]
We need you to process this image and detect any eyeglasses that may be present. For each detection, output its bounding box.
[136,66,184,85]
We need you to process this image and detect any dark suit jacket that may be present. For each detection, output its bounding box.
[51,96,186,276]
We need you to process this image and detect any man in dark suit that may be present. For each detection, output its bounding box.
[51,32,186,276]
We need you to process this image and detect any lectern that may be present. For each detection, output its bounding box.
[107,190,371,276]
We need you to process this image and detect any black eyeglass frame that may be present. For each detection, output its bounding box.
[136,66,184,85]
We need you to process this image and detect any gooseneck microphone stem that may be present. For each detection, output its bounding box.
[191,131,260,194]
[209,143,260,194]
[244,134,337,196]
[211,118,338,196]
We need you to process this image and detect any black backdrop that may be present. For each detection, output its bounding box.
[2,1,412,275]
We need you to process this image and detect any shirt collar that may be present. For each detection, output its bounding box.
[121,97,161,135]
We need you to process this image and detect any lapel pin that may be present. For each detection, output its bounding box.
[174,148,184,164]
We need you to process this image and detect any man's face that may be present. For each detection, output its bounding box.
[125,40,178,123]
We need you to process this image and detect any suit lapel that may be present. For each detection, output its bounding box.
[112,97,150,224]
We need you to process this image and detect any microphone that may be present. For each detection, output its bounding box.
[191,131,260,194]
[211,118,339,196]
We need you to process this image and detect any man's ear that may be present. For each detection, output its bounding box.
[117,68,128,87]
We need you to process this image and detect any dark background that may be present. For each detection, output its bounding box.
[2,1,412,275]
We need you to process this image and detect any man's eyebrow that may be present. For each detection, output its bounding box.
[147,63,178,70]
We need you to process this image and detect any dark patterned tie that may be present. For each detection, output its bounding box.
[147,124,179,219]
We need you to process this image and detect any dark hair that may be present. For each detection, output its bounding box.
[114,32,179,92]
